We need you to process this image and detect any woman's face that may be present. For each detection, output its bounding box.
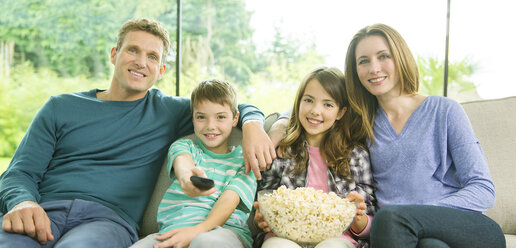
[355,35,400,99]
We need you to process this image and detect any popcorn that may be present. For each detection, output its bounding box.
[258,186,356,244]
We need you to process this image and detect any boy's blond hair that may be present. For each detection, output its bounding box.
[190,79,238,117]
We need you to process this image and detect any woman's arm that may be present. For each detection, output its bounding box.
[437,100,495,211]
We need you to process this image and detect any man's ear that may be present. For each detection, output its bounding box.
[336,107,347,120]
[110,47,117,65]
[157,64,166,80]
[232,111,239,127]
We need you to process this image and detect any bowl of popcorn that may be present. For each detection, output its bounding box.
[257,186,357,245]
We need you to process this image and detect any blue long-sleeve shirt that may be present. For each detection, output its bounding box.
[0,88,264,232]
[370,96,495,212]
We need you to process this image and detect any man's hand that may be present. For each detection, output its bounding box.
[179,167,217,197]
[2,201,54,244]
[242,120,276,180]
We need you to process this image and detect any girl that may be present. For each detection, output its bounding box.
[344,23,505,247]
[253,67,376,248]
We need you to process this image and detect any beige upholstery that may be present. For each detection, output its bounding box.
[139,112,280,237]
[461,96,516,247]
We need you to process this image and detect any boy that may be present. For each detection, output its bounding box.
[132,79,256,248]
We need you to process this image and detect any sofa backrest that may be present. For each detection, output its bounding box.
[461,96,516,235]
[138,112,280,237]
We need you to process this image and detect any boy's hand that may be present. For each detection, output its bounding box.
[253,201,272,233]
[155,225,205,248]
[242,120,276,180]
[347,191,368,233]
[179,167,216,197]
[2,201,54,244]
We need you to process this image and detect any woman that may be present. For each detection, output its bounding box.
[343,23,505,247]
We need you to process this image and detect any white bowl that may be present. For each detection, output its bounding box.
[257,187,357,244]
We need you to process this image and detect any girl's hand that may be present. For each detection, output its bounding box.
[347,191,368,233]
[253,201,272,233]
[154,225,205,248]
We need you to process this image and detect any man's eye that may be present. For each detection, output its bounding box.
[129,48,136,53]
[149,55,158,61]
[217,115,226,119]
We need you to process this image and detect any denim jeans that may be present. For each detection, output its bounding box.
[370,205,506,248]
[0,199,137,248]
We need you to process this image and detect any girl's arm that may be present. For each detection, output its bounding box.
[348,146,376,236]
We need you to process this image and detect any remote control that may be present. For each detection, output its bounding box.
[190,176,215,190]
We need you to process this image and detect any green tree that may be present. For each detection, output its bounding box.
[418,56,477,96]
[0,0,137,78]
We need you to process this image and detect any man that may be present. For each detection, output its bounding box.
[0,18,274,247]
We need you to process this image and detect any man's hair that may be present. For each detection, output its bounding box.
[190,79,238,117]
[116,18,170,64]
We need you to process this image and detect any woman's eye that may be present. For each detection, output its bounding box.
[149,55,158,61]
[380,54,390,60]
[129,48,136,53]
[196,116,205,120]
[217,115,226,120]
[357,59,368,65]
[324,103,334,108]
[303,98,313,103]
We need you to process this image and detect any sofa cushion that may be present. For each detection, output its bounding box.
[461,96,516,236]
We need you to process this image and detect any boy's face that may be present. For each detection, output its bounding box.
[193,100,239,154]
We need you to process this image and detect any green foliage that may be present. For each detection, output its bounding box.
[418,56,477,96]
[0,0,136,78]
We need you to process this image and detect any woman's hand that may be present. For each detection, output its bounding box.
[347,191,368,234]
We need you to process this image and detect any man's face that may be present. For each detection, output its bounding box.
[193,100,238,154]
[110,30,166,100]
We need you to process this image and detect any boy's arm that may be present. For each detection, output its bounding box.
[155,190,241,248]
[198,189,240,230]
[172,154,216,197]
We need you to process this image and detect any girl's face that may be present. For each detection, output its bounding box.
[355,35,400,99]
[298,79,345,147]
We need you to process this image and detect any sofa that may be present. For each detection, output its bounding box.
[139,96,516,247]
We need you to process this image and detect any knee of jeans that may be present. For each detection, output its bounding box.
[373,206,404,222]
[189,232,226,248]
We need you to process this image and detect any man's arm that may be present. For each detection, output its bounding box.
[237,103,276,180]
[0,98,57,244]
